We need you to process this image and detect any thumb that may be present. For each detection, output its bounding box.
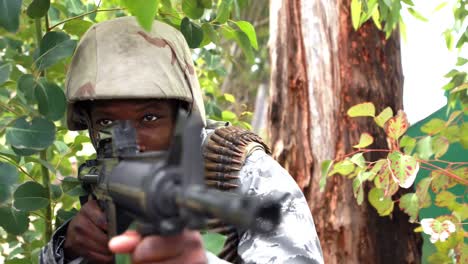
[108,230,141,253]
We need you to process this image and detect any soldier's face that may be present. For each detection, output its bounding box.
[89,99,176,151]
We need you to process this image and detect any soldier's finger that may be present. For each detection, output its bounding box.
[131,231,201,263]
[108,230,141,253]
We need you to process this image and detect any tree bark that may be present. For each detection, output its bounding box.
[268,0,422,263]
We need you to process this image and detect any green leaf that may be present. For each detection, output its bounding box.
[330,160,355,176]
[6,117,55,151]
[387,151,419,188]
[180,17,204,48]
[374,107,393,127]
[431,136,449,159]
[351,0,362,30]
[407,8,428,22]
[221,110,236,121]
[350,153,366,168]
[461,123,468,149]
[443,30,453,50]
[202,232,226,255]
[66,0,85,15]
[430,170,455,193]
[0,207,29,235]
[215,0,233,24]
[399,193,419,222]
[368,187,394,216]
[353,133,374,148]
[415,136,433,160]
[121,0,159,32]
[415,178,431,208]
[0,185,10,204]
[0,63,12,86]
[440,125,459,143]
[399,135,416,155]
[0,162,18,186]
[235,21,258,50]
[223,93,235,103]
[200,23,219,46]
[56,208,78,227]
[0,162,19,204]
[320,160,333,191]
[234,30,255,64]
[27,0,50,18]
[347,102,375,117]
[35,81,67,121]
[63,19,93,37]
[352,173,364,205]
[450,83,468,94]
[13,181,49,211]
[36,31,77,70]
[182,0,205,19]
[200,0,212,8]
[456,57,468,66]
[369,159,386,181]
[420,118,445,135]
[50,184,62,200]
[435,191,457,210]
[384,110,409,140]
[62,177,87,196]
[0,0,21,32]
[17,74,38,103]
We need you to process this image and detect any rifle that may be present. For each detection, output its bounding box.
[77,110,283,238]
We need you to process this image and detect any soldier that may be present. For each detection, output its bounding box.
[40,17,324,264]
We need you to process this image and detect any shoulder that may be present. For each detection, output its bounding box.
[202,124,271,191]
[202,123,299,196]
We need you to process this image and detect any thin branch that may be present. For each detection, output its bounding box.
[49,8,124,31]
[0,101,22,116]
[0,155,37,182]
[421,161,468,186]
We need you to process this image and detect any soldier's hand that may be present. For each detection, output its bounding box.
[64,200,113,264]
[109,230,207,264]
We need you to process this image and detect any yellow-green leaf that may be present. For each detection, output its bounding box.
[420,118,445,135]
[121,0,159,32]
[430,170,456,193]
[374,107,393,127]
[432,136,449,159]
[415,178,431,208]
[400,135,416,155]
[384,110,409,140]
[387,151,419,189]
[235,21,258,50]
[368,187,394,216]
[330,160,355,176]
[399,193,419,222]
[353,133,374,148]
[351,0,362,30]
[347,102,375,117]
[223,93,235,103]
[320,160,333,191]
[350,153,366,168]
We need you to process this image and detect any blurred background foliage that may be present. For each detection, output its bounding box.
[0,0,263,262]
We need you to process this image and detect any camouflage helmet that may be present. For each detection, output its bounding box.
[65,16,206,130]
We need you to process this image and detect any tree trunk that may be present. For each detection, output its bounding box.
[268,0,422,263]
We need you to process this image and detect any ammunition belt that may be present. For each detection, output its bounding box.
[203,125,270,263]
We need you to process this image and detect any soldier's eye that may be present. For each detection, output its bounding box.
[98,119,113,127]
[142,114,159,122]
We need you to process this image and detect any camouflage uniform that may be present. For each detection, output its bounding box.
[40,17,324,264]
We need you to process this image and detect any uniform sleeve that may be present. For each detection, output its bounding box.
[236,150,324,264]
[39,220,86,264]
